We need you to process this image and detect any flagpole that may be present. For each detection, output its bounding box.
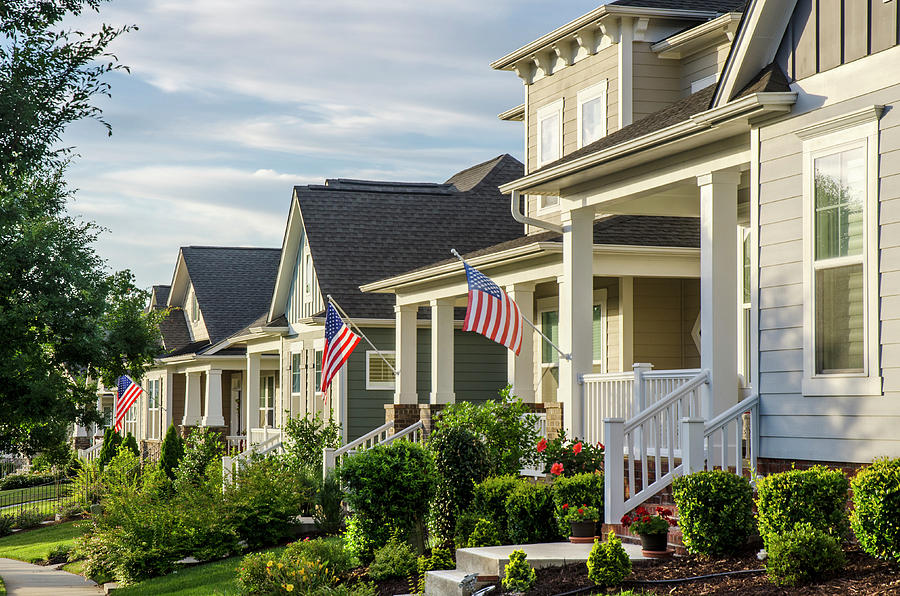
[450,249,571,361]
[326,295,399,375]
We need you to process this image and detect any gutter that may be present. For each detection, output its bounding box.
[499,91,797,194]
[650,12,742,57]
[511,190,563,234]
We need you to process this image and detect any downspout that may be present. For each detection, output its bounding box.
[510,190,563,233]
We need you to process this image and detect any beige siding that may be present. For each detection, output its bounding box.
[779,0,900,81]
[632,278,699,370]
[527,44,618,173]
[679,42,731,97]
[757,80,900,463]
[633,42,681,122]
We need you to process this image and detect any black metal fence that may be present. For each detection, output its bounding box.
[0,471,101,519]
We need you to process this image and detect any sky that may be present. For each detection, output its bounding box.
[63,0,602,289]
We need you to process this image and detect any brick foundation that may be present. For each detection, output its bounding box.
[757,457,868,478]
[384,404,420,434]
[417,404,446,437]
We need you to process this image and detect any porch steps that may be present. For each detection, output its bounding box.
[424,542,647,596]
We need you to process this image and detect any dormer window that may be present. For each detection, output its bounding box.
[537,99,563,166]
[190,290,199,323]
[577,81,607,148]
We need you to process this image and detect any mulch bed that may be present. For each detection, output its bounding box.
[525,545,900,595]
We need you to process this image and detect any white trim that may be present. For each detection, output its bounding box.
[749,126,761,393]
[537,99,564,167]
[365,350,397,391]
[536,195,560,215]
[577,80,608,148]
[535,291,607,370]
[593,288,608,372]
[690,73,718,94]
[799,112,882,397]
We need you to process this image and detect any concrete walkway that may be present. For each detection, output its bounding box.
[0,558,102,595]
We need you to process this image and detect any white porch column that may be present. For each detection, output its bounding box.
[164,370,174,430]
[201,368,225,427]
[430,298,455,404]
[618,276,634,372]
[559,206,594,438]
[394,304,418,404]
[182,371,201,426]
[697,170,740,418]
[506,283,536,402]
[246,352,261,437]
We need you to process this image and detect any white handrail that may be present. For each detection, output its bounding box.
[78,442,103,461]
[624,371,709,432]
[333,421,394,457]
[706,393,759,432]
[380,421,424,446]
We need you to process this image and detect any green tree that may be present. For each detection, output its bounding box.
[159,424,184,480]
[98,428,121,470]
[0,1,156,455]
[122,432,140,458]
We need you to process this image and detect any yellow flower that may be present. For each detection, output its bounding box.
[285,585,294,592]
[277,563,283,569]
[267,561,274,567]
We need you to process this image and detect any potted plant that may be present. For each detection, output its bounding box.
[621,506,676,554]
[563,503,600,543]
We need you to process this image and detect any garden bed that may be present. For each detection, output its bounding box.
[525,545,899,595]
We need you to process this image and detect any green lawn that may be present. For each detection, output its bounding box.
[0,521,85,563]
[0,575,6,596]
[113,549,281,596]
[0,484,60,508]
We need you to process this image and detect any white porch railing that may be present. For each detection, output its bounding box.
[226,435,246,454]
[582,364,701,446]
[322,420,426,479]
[222,432,284,485]
[78,442,103,463]
[604,368,761,524]
[249,427,282,446]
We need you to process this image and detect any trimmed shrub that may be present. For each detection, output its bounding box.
[339,441,436,562]
[552,472,604,535]
[0,472,56,491]
[173,427,223,492]
[122,432,140,458]
[756,466,849,549]
[470,475,520,542]
[505,482,562,544]
[236,551,276,595]
[765,523,845,586]
[368,532,417,580]
[98,428,122,470]
[158,424,183,480]
[15,507,47,529]
[502,550,536,593]
[314,470,345,535]
[468,518,502,548]
[851,458,900,563]
[282,411,342,475]
[284,536,355,577]
[417,546,454,573]
[673,470,754,556]
[587,531,631,587]
[429,427,489,544]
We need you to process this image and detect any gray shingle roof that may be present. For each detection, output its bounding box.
[150,285,170,310]
[179,246,281,347]
[158,307,193,355]
[297,154,524,320]
[610,0,747,11]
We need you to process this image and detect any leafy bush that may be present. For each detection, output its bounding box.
[31,440,78,475]
[502,550,536,593]
[454,511,480,549]
[159,424,183,480]
[282,412,342,475]
[368,531,418,580]
[56,501,84,521]
[765,523,845,586]
[122,432,140,458]
[470,475,520,542]
[314,470,345,535]
[236,551,276,596]
[0,471,56,491]
[223,454,317,550]
[468,518,502,548]
[552,472,604,535]
[284,537,355,577]
[539,433,605,476]
[756,466,849,549]
[505,481,562,544]
[15,507,47,529]
[0,514,14,536]
[418,546,454,572]
[672,470,754,556]
[67,458,102,507]
[433,386,540,476]
[339,441,435,562]
[851,458,900,563]
[173,427,223,492]
[98,428,122,470]
[587,531,631,587]
[429,426,489,544]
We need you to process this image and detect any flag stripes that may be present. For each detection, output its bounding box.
[320,303,361,394]
[462,263,523,355]
[114,375,143,432]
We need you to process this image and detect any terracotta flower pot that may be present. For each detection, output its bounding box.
[639,531,668,552]
[569,521,597,542]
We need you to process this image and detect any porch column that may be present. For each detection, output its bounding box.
[559,206,594,438]
[182,371,201,426]
[164,370,174,429]
[394,304,418,404]
[201,368,225,427]
[429,298,455,404]
[506,283,535,402]
[246,352,261,437]
[619,277,634,372]
[697,170,740,418]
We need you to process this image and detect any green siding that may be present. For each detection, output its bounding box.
[345,325,507,441]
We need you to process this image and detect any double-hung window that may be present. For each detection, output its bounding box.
[537,99,563,166]
[539,290,606,371]
[366,351,396,390]
[577,81,607,148]
[147,378,161,440]
[291,350,303,395]
[799,108,882,396]
[259,374,276,427]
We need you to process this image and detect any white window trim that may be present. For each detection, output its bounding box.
[576,80,608,149]
[537,297,560,369]
[290,348,304,396]
[536,292,607,371]
[536,98,564,167]
[365,350,396,391]
[798,109,882,397]
[259,373,276,427]
[535,194,560,215]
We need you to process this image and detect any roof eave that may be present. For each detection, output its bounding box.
[651,12,742,58]
[499,91,797,194]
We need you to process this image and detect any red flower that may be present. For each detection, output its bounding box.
[562,503,569,510]
[550,462,564,476]
[537,438,548,453]
[636,506,648,515]
[598,442,604,450]
[572,441,583,455]
[642,515,651,523]
[620,515,630,526]
[577,508,584,515]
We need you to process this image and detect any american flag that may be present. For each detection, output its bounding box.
[320,303,361,395]
[462,262,523,355]
[114,375,143,432]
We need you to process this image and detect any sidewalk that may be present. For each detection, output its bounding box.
[0,558,102,595]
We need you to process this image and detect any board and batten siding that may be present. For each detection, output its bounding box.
[286,231,325,325]
[344,326,507,442]
[777,0,900,82]
[757,79,900,463]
